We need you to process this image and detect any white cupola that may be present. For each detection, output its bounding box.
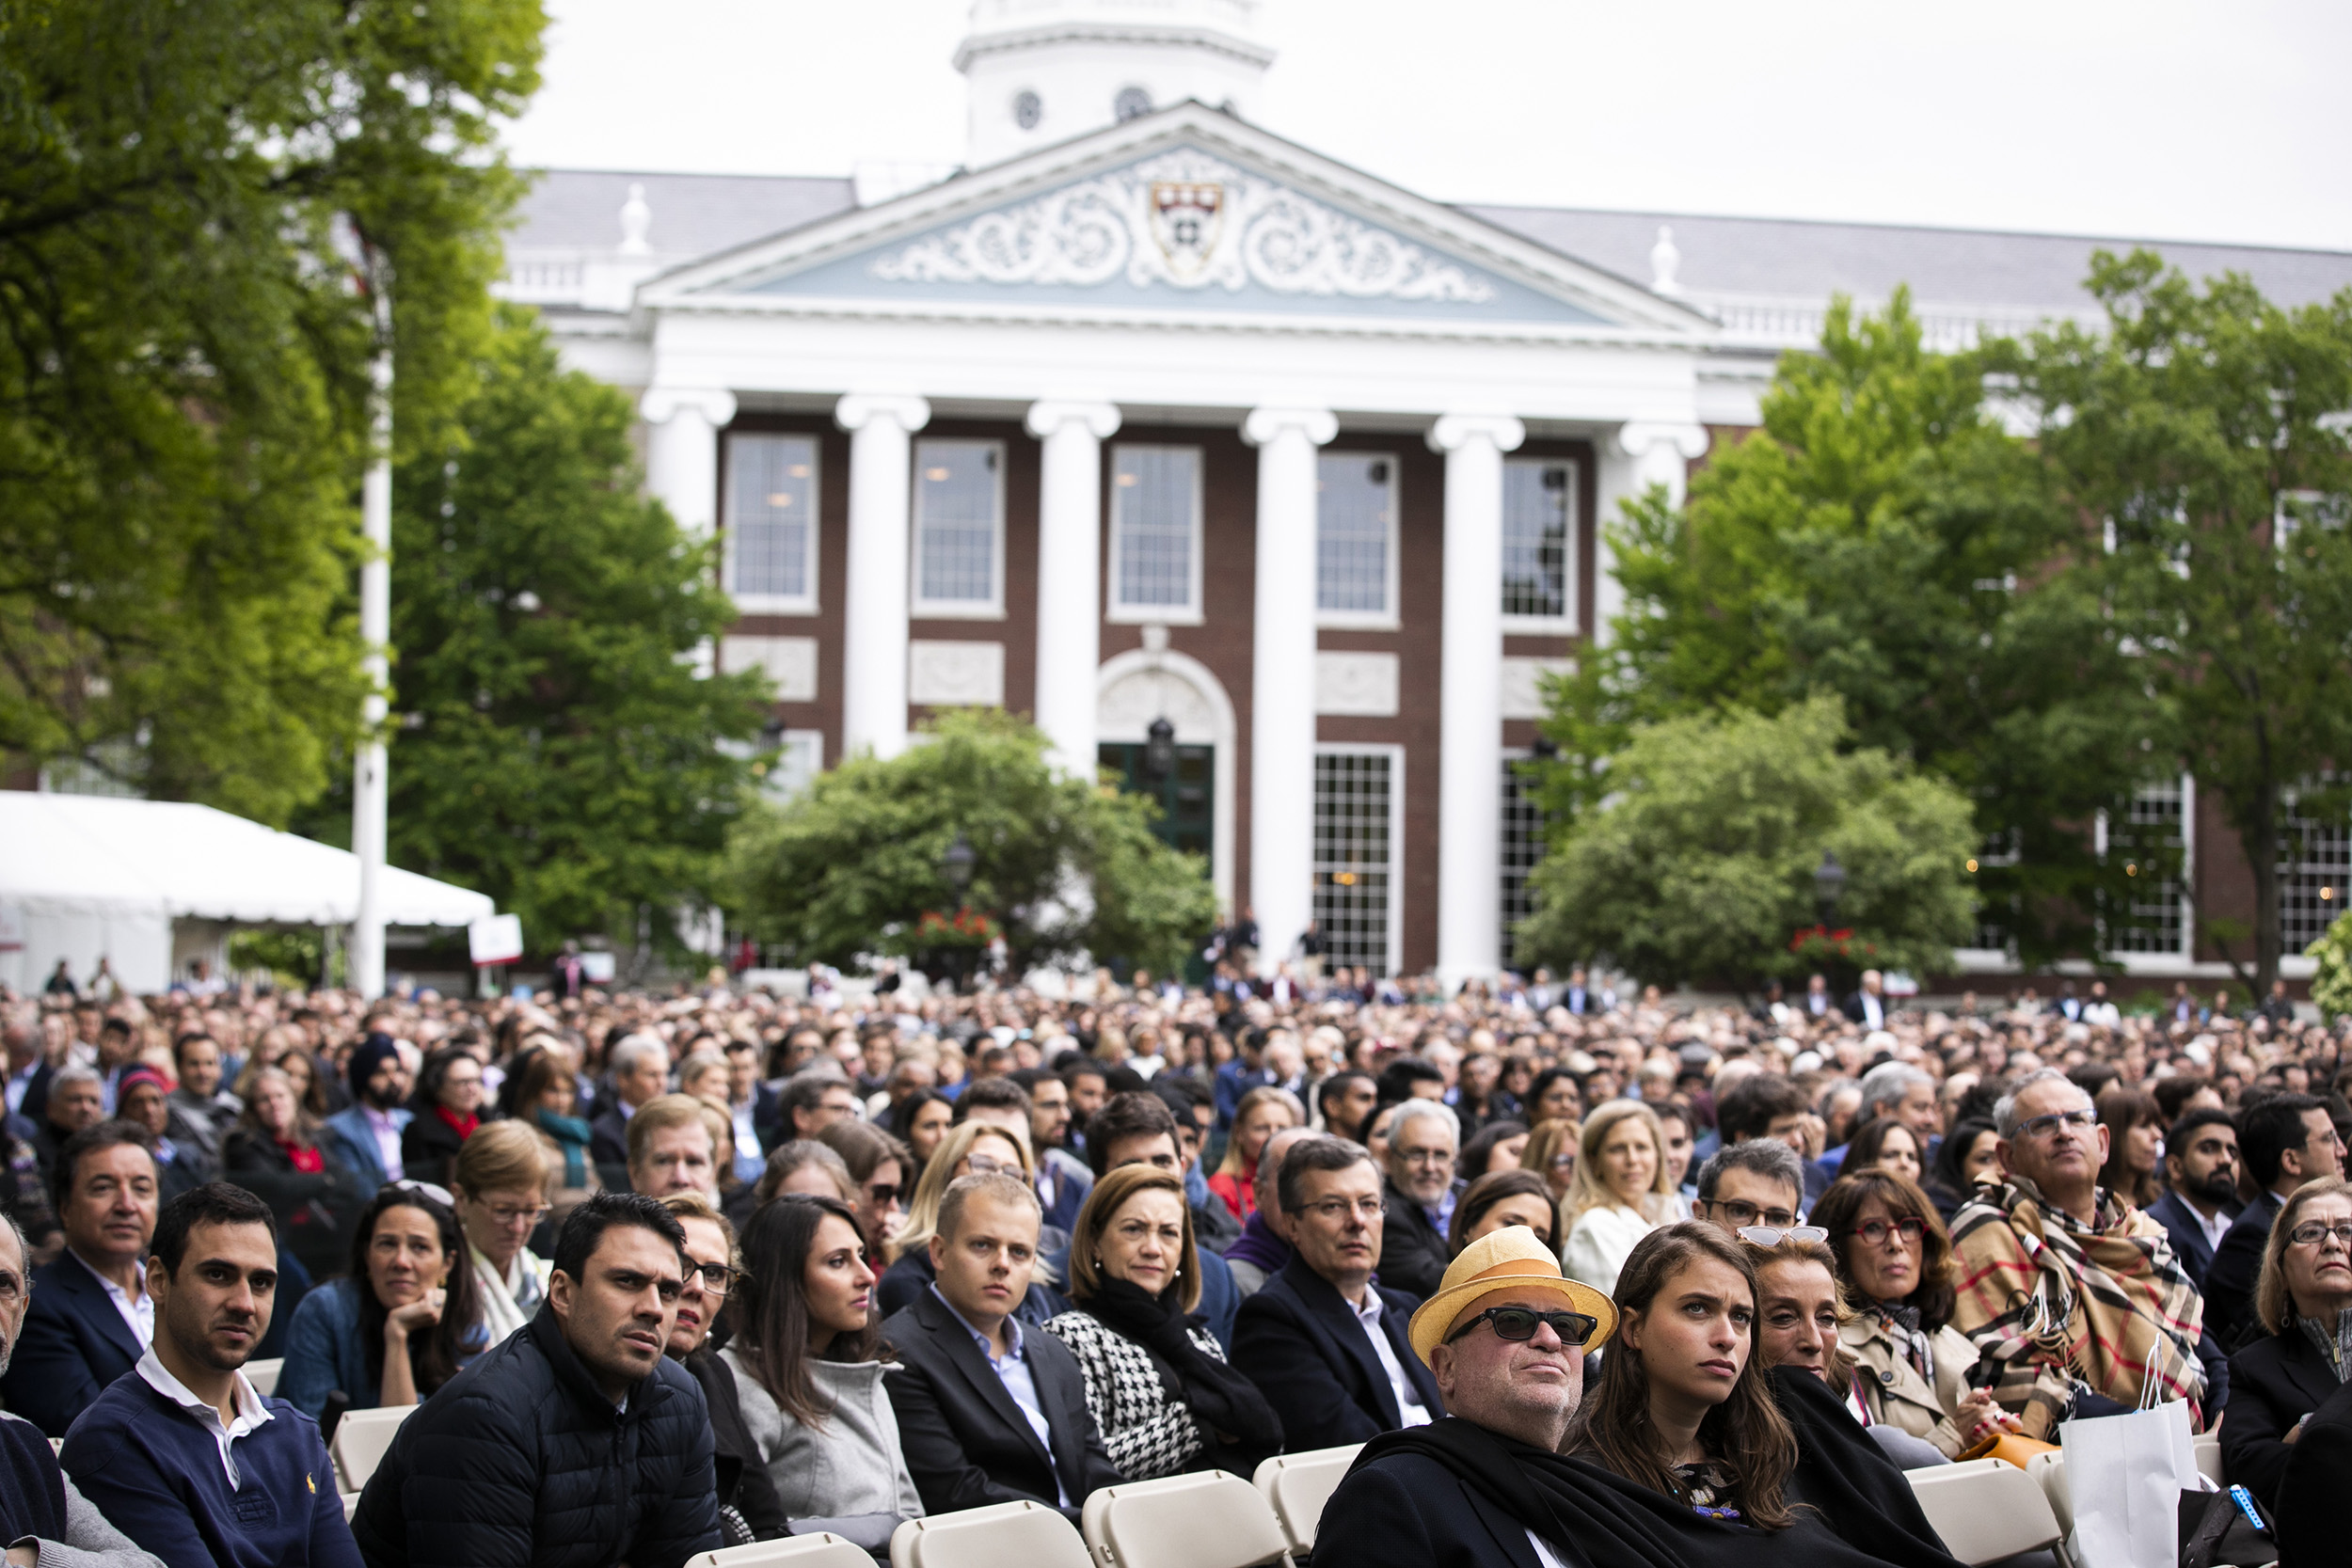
[954,0,1275,169]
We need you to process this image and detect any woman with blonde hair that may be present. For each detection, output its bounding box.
[2221,1176,2352,1509]
[873,1120,1061,1324]
[1208,1085,1303,1222]
[450,1119,554,1342]
[1521,1117,1582,1204]
[1560,1101,1679,1296]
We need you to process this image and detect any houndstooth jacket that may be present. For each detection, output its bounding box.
[1043,1309,1221,1481]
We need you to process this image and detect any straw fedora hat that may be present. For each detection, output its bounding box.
[1406,1226,1617,1368]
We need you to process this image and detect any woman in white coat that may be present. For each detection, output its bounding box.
[1560,1101,1684,1298]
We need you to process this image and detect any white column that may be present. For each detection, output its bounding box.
[1025,400,1121,778]
[641,388,738,538]
[1429,414,1526,988]
[1595,421,1708,645]
[351,333,393,1001]
[837,394,931,760]
[1241,406,1337,976]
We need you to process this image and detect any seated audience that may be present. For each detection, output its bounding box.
[1834,1117,1924,1187]
[1460,1119,1532,1179]
[2221,1176,2352,1510]
[2147,1108,2242,1289]
[660,1193,788,1544]
[895,1090,955,1181]
[116,1069,204,1201]
[588,1037,672,1176]
[1379,1101,1464,1303]
[2278,1376,2352,1568]
[279,1185,487,1418]
[1232,1135,1444,1449]
[1950,1069,2213,1435]
[451,1121,552,1342]
[2094,1085,2165,1211]
[163,1032,241,1177]
[626,1094,719,1201]
[1315,1226,1614,1565]
[1448,1169,1559,1257]
[879,1121,1061,1324]
[1316,1069,1377,1147]
[62,1184,357,1568]
[1692,1137,1807,1239]
[1520,1117,1581,1206]
[1219,1127,1311,1297]
[321,1036,410,1192]
[816,1118,911,1264]
[740,1138,857,1220]
[1206,1086,1299,1223]
[1922,1117,1999,1223]
[350,1191,722,1568]
[2,1121,159,1436]
[1716,1073,1825,1202]
[881,1171,1120,1519]
[1043,1165,1279,1480]
[401,1048,485,1189]
[30,1068,106,1180]
[0,1210,169,1568]
[1811,1171,2012,1460]
[723,1194,915,1544]
[221,1067,357,1284]
[1082,1092,1245,1346]
[506,1048,599,1224]
[776,1072,858,1146]
[1561,1101,1680,1298]
[2208,1093,2344,1348]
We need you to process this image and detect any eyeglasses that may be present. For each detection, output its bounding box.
[866,1183,901,1208]
[2287,1220,2352,1249]
[687,1260,744,1294]
[1708,1199,1799,1229]
[1296,1196,1386,1224]
[1738,1225,1829,1247]
[964,1152,1013,1176]
[1445,1306,1600,1348]
[1851,1216,1928,1248]
[482,1202,551,1229]
[2014,1109,2096,1142]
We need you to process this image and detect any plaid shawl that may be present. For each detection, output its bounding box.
[1947,1176,2205,1437]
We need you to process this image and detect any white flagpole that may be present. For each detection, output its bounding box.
[351,253,393,1000]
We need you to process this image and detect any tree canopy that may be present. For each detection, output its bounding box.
[727,710,1219,979]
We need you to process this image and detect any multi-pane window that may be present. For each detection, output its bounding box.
[1317,454,1396,624]
[2108,778,2189,957]
[1109,445,1202,621]
[1502,459,1577,625]
[913,439,1004,615]
[762,732,825,802]
[725,435,818,610]
[1313,749,1398,974]
[1501,754,1547,970]
[2280,779,2350,951]
[1971,826,2022,954]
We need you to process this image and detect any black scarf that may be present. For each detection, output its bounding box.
[0,1418,63,1547]
[1080,1277,1283,1463]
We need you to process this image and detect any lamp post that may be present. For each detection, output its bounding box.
[1144,716,1176,783]
[1815,850,1847,927]
[939,832,977,994]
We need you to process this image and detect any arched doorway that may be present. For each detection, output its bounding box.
[1097,641,1237,915]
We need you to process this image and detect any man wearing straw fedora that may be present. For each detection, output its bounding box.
[1315,1227,1614,1567]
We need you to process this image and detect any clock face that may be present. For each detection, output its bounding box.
[1114,86,1152,121]
[1013,90,1042,131]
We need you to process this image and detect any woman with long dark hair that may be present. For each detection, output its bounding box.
[222,1065,361,1281]
[278,1185,488,1418]
[504,1047,598,1223]
[402,1046,485,1188]
[2095,1085,2166,1210]
[1834,1117,1926,1187]
[723,1194,922,1532]
[1921,1117,1999,1223]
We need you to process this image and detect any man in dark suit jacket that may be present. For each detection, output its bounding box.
[2208,1096,2344,1348]
[2278,1374,2352,1568]
[2146,1108,2242,1288]
[882,1170,1119,1520]
[1,1121,159,1435]
[591,1037,675,1188]
[1232,1137,1444,1451]
[1376,1101,1462,1304]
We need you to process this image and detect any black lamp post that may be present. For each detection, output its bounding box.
[943,832,976,897]
[1815,849,1847,927]
[1144,716,1176,782]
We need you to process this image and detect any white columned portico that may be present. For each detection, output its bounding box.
[641,388,738,538]
[1594,421,1708,644]
[1429,414,1526,987]
[1242,405,1337,975]
[1025,400,1122,778]
[837,393,932,760]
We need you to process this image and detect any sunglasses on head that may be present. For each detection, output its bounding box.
[1738,1225,1829,1247]
[1445,1305,1600,1348]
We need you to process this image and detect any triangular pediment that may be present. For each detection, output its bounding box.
[638,104,1712,337]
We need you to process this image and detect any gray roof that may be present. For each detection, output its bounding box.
[510,168,855,257]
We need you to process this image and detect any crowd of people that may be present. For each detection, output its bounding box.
[1,958,2348,1568]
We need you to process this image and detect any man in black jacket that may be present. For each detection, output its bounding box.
[351,1191,721,1568]
[1231,1137,1443,1451]
[882,1171,1118,1520]
[2207,1095,2344,1347]
[1377,1101,1461,1304]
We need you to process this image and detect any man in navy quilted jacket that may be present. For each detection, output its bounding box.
[350,1191,721,1568]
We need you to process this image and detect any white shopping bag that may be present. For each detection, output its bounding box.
[2060,1399,2202,1568]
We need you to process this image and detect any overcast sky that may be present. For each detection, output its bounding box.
[504,0,2352,253]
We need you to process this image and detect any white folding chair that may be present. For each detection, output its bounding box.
[1251,1446,1360,1557]
[1080,1470,1293,1568]
[329,1406,413,1496]
[889,1500,1092,1568]
[244,1358,283,1398]
[342,1492,361,1523]
[2026,1450,2071,1537]
[2193,1433,2225,1486]
[1908,1456,2064,1567]
[687,1537,876,1568]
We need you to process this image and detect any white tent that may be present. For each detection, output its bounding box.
[0,793,494,993]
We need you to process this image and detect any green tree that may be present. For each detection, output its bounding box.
[2310,911,2352,1023]
[1538,292,2158,965]
[302,309,770,955]
[0,0,545,821]
[1994,252,2352,993]
[728,709,1219,978]
[1519,697,1978,988]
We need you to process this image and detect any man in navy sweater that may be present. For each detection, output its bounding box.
[62,1183,357,1568]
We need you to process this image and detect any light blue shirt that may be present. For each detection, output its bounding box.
[929,1283,1069,1506]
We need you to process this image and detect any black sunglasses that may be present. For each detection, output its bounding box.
[1445,1305,1599,1348]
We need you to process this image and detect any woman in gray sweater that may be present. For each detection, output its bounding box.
[723,1194,923,1542]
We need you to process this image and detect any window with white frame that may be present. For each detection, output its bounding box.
[2280,777,2349,952]
[2107,777,2191,957]
[1317,453,1397,626]
[1109,445,1203,622]
[1500,753,1546,970]
[724,435,818,611]
[1502,459,1577,627]
[761,731,825,802]
[1314,748,1400,974]
[913,439,1004,616]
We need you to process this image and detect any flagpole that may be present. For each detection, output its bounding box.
[352,249,393,1000]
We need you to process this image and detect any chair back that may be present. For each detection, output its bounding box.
[2026,1450,2071,1536]
[1251,1446,1360,1555]
[2193,1432,2225,1486]
[1080,1471,1292,1568]
[330,1405,413,1495]
[688,1538,877,1568]
[245,1358,283,1397]
[1907,1456,2064,1566]
[888,1500,1092,1568]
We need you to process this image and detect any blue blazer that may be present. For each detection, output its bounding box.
[1230,1254,1444,1452]
[2146,1190,2236,1288]
[0,1253,145,1437]
[320,1106,410,1195]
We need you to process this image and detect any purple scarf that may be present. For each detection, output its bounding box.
[1223,1210,1292,1276]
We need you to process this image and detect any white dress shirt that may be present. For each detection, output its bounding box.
[1349,1290,1431,1428]
[72,1249,152,1350]
[931,1285,1071,1505]
[135,1349,272,1488]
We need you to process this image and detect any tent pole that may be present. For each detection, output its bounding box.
[352,259,392,1001]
